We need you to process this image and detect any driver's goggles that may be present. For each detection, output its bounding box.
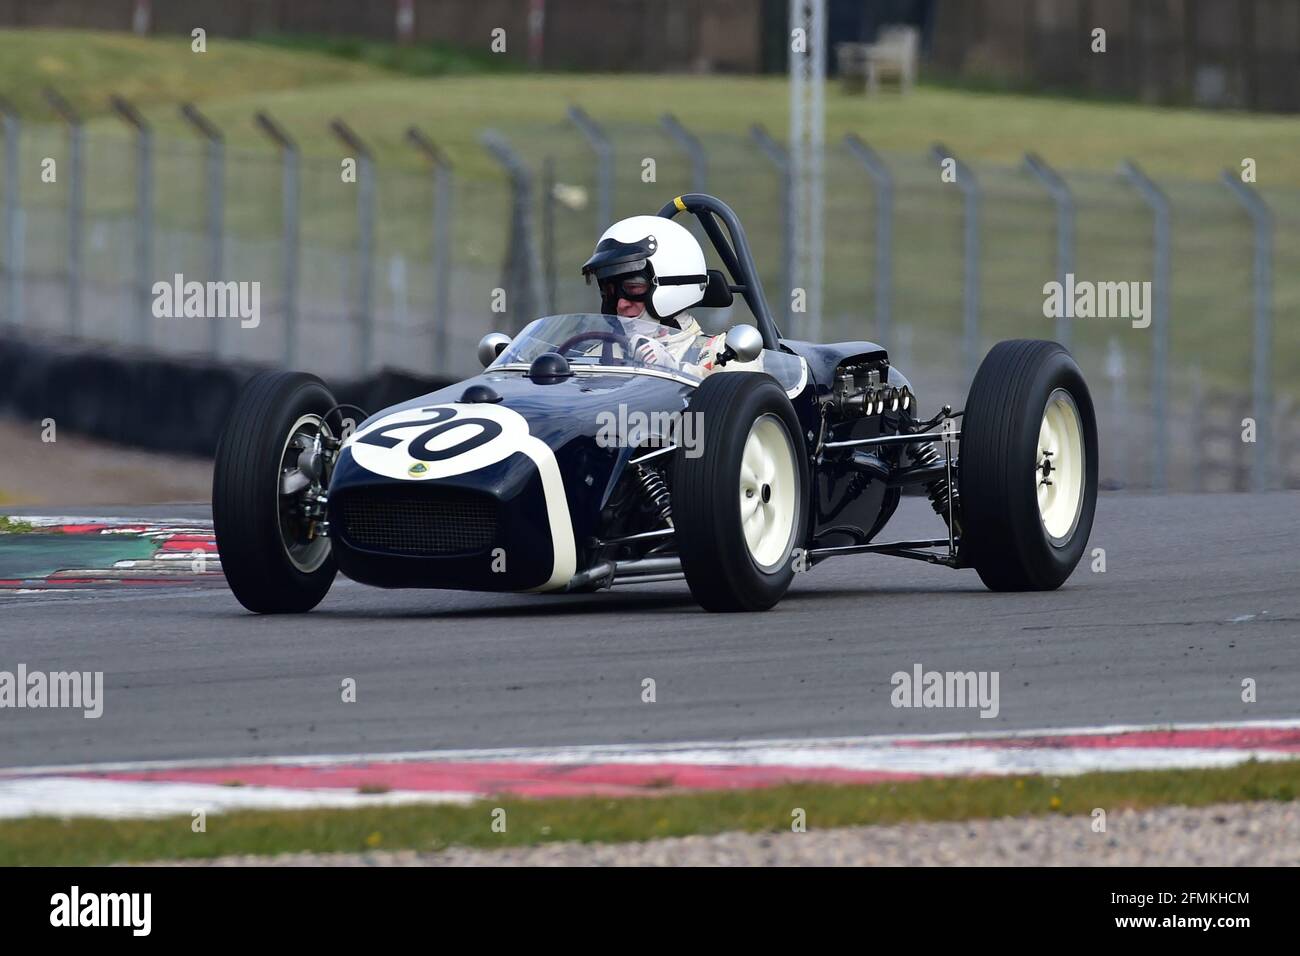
[598,275,652,301]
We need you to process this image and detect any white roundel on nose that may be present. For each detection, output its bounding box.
[341,402,576,590]
[344,402,532,481]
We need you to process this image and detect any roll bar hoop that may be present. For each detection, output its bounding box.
[657,193,782,350]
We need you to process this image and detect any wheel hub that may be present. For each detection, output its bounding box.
[1038,452,1055,484]
[278,414,334,574]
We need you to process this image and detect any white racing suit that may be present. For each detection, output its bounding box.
[627,314,763,378]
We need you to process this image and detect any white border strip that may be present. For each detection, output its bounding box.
[6,717,1299,778]
[0,777,474,820]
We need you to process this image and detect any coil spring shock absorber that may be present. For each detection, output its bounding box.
[909,441,959,531]
[634,463,673,526]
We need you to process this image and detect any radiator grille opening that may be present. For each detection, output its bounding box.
[335,488,498,555]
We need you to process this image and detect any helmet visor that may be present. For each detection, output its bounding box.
[582,234,656,279]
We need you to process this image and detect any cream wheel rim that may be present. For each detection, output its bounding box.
[740,414,798,570]
[1035,388,1085,543]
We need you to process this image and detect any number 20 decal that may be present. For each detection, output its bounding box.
[345,403,528,481]
[355,407,504,463]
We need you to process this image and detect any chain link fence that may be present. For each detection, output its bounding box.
[1,105,1295,492]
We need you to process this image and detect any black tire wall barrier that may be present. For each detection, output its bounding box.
[0,337,454,458]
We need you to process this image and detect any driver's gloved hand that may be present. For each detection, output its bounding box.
[630,335,675,368]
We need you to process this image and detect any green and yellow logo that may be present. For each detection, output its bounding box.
[408,462,428,477]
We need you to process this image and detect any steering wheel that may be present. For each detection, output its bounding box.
[554,329,630,363]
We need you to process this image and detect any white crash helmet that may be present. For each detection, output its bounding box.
[581,215,708,320]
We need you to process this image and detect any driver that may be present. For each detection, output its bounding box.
[580,215,731,374]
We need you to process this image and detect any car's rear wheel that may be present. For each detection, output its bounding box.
[674,372,807,611]
[213,371,339,613]
[958,340,1098,591]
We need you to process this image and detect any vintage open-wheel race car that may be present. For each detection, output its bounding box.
[213,193,1098,613]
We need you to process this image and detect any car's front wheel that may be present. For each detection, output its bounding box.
[212,371,339,613]
[673,372,807,611]
[957,339,1098,591]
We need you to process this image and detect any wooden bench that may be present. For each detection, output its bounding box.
[836,25,919,95]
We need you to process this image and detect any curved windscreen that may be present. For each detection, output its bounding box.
[489,314,807,394]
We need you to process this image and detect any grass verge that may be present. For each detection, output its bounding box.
[246,33,522,78]
[4,759,1297,866]
[0,28,385,120]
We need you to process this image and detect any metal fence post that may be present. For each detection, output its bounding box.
[481,130,544,333]
[43,89,83,338]
[1119,160,1171,493]
[931,143,980,383]
[660,113,708,194]
[254,112,299,368]
[541,155,557,314]
[789,0,826,345]
[110,95,153,349]
[750,124,794,330]
[1105,337,1129,489]
[0,98,17,331]
[330,120,375,376]
[1220,170,1275,492]
[181,103,224,359]
[844,133,894,348]
[406,126,453,378]
[1022,152,1075,351]
[1189,360,1204,492]
[566,105,613,237]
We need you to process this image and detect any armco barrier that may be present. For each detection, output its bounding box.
[0,336,453,457]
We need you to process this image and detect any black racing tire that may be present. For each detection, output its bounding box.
[958,340,1098,591]
[213,371,338,613]
[673,372,808,612]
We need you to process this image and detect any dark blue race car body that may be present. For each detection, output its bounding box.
[326,328,916,593]
[328,366,694,592]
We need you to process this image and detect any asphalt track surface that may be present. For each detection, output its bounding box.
[1,492,1296,769]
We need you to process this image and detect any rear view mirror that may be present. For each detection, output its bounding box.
[723,324,763,364]
[477,332,512,367]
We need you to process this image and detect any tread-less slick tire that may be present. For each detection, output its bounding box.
[213,371,339,613]
[958,339,1098,591]
[674,372,807,611]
